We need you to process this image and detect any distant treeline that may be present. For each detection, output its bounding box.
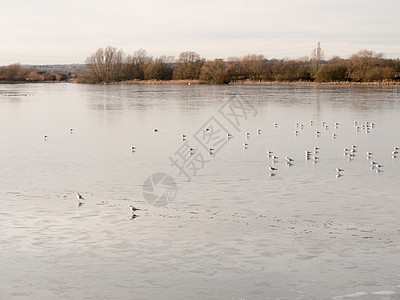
[78,46,400,84]
[0,63,82,82]
[2,46,400,84]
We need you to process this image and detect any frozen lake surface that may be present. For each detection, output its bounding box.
[1,83,400,299]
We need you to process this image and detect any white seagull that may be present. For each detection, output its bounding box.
[77,193,84,206]
[269,165,278,172]
[336,168,344,176]
[285,157,294,165]
[130,205,140,215]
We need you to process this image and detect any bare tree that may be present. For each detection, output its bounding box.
[123,48,151,80]
[173,51,204,80]
[199,59,230,84]
[83,46,125,83]
[239,54,266,80]
[347,49,385,81]
[144,55,174,80]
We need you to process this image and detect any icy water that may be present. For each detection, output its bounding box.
[1,83,400,299]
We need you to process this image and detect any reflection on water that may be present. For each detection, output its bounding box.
[1,83,400,299]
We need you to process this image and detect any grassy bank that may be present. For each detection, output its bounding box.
[111,79,400,86]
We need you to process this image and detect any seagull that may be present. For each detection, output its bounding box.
[257,129,261,134]
[209,148,215,154]
[332,133,337,139]
[189,147,195,154]
[43,135,48,140]
[274,123,278,128]
[153,128,158,132]
[77,193,84,206]
[227,133,232,139]
[205,128,210,132]
[393,151,398,158]
[130,205,140,215]
[315,131,321,137]
[131,146,136,152]
[305,151,312,158]
[182,134,186,140]
[271,155,278,162]
[245,132,250,138]
[394,147,399,151]
[243,142,249,148]
[376,164,384,172]
[294,130,299,135]
[266,151,273,156]
[285,157,294,165]
[312,156,319,163]
[371,161,377,168]
[366,152,373,159]
[314,147,320,153]
[347,153,355,160]
[336,168,344,176]
[310,120,314,125]
[269,165,278,173]
[70,128,73,133]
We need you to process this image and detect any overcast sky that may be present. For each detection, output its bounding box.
[1,0,399,65]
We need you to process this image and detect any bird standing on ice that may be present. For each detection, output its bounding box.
[336,168,344,177]
[269,165,278,175]
[130,205,140,217]
[77,193,84,206]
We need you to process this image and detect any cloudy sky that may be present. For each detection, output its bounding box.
[1,0,399,65]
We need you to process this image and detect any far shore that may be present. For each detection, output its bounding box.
[113,79,400,86]
[1,79,400,86]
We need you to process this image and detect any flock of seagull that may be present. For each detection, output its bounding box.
[43,120,397,215]
[262,120,397,177]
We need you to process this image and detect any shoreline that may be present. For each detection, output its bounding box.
[1,79,400,86]
[114,79,400,86]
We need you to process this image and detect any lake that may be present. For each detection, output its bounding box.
[1,83,400,299]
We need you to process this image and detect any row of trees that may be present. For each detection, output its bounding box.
[80,47,203,83]
[0,63,73,82]
[79,46,400,84]
[2,47,399,84]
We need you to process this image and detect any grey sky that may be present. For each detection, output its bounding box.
[1,0,399,65]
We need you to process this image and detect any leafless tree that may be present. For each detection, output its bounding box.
[84,46,125,83]
[173,51,204,80]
